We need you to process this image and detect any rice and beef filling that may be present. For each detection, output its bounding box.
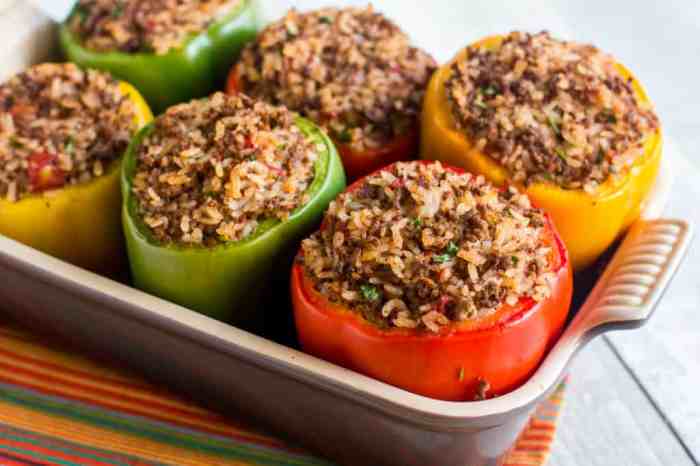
[300,161,555,333]
[69,0,241,55]
[0,63,137,202]
[235,6,436,151]
[132,92,318,246]
[445,31,659,191]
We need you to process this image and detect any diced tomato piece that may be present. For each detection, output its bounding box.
[27,152,66,192]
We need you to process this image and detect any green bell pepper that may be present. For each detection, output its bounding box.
[59,0,260,113]
[121,117,346,324]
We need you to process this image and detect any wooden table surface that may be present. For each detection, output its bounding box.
[3,2,700,465]
[550,148,700,466]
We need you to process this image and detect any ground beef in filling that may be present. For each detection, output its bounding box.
[445,31,660,192]
[300,161,555,333]
[69,0,241,55]
[132,92,318,246]
[0,63,137,202]
[235,6,436,151]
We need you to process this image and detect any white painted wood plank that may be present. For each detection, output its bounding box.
[0,3,56,81]
[604,149,700,462]
[549,338,694,466]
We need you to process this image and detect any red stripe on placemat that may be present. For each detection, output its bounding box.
[0,435,114,466]
[0,332,300,447]
[0,424,152,465]
[0,449,53,466]
[527,421,556,431]
[0,346,215,418]
[519,434,553,442]
[513,444,550,452]
[0,345,155,392]
[0,459,38,466]
[0,359,216,419]
[0,366,289,450]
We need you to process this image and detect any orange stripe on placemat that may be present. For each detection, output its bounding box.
[0,356,215,421]
[0,435,110,466]
[0,339,156,391]
[0,424,155,465]
[0,347,180,405]
[0,330,148,387]
[527,421,556,431]
[0,457,43,466]
[0,366,290,452]
[519,434,553,442]
[0,321,567,466]
[0,450,52,466]
[0,332,189,404]
[0,331,292,446]
[0,329,283,442]
[512,444,550,452]
[501,379,566,466]
[0,400,250,466]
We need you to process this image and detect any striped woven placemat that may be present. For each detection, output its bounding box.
[0,324,565,465]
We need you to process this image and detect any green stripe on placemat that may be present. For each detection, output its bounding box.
[0,424,162,466]
[0,325,567,466]
[0,382,332,466]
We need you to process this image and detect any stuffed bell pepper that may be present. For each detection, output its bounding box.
[61,0,260,113]
[421,32,662,269]
[292,160,572,401]
[122,92,345,323]
[227,6,436,180]
[0,63,152,274]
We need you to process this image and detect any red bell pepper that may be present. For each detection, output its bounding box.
[226,70,418,181]
[290,161,573,401]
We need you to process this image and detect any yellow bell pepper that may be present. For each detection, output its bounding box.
[0,81,153,275]
[420,36,662,270]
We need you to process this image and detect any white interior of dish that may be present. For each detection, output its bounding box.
[0,2,679,422]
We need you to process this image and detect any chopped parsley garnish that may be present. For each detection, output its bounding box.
[511,255,519,266]
[74,5,89,26]
[112,2,124,18]
[596,149,605,164]
[360,284,381,302]
[601,109,617,124]
[64,136,75,154]
[433,254,451,264]
[446,241,459,256]
[319,16,333,24]
[286,22,299,36]
[413,217,422,228]
[547,113,562,137]
[474,95,488,110]
[434,242,459,263]
[9,136,23,149]
[337,129,353,143]
[482,84,500,97]
[555,146,568,161]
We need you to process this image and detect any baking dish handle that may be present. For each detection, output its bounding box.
[565,218,692,343]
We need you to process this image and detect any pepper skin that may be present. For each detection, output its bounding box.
[122,117,346,323]
[420,36,662,270]
[0,81,153,275]
[226,69,418,181]
[291,161,573,401]
[60,0,260,114]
